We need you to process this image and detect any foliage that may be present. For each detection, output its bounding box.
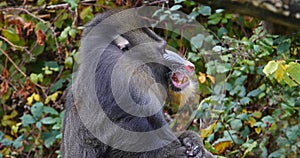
[0,0,299,158]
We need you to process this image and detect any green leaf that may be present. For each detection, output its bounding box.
[240,97,250,105]
[217,27,227,37]
[13,135,24,148]
[199,5,211,16]
[269,149,285,158]
[21,114,36,126]
[45,61,59,69]
[230,119,243,130]
[64,56,73,69]
[191,34,204,51]
[263,61,279,76]
[31,45,45,56]
[170,5,182,11]
[286,125,300,142]
[237,113,249,121]
[68,29,76,38]
[79,6,94,22]
[247,88,261,97]
[64,0,78,10]
[208,16,221,25]
[1,138,13,146]
[0,131,4,139]
[30,73,39,84]
[2,29,20,44]
[262,116,275,124]
[262,38,273,46]
[277,41,290,54]
[286,62,300,85]
[36,121,42,129]
[31,102,44,118]
[42,131,60,148]
[187,52,200,62]
[59,26,71,42]
[41,117,56,124]
[50,79,66,93]
[216,63,231,73]
[43,106,59,115]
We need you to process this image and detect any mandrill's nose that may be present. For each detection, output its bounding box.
[184,63,195,72]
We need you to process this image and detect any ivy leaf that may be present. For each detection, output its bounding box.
[240,97,250,105]
[191,34,204,51]
[64,0,78,10]
[262,115,275,124]
[213,140,233,154]
[13,135,24,148]
[21,114,36,127]
[199,5,211,16]
[247,88,261,97]
[230,119,243,130]
[277,41,290,54]
[41,117,57,125]
[50,79,66,93]
[0,138,13,146]
[286,62,300,86]
[42,131,60,148]
[263,61,279,76]
[31,102,44,118]
[200,122,217,138]
[274,63,286,82]
[43,106,59,115]
[170,5,182,11]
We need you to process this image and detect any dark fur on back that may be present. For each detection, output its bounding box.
[62,8,215,158]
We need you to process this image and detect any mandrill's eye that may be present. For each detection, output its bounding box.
[114,35,130,51]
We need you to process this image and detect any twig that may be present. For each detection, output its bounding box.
[1,7,47,24]
[46,3,69,10]
[0,48,27,77]
[0,36,32,57]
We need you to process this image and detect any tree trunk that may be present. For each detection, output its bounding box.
[195,0,300,34]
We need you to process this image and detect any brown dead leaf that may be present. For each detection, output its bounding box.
[36,29,46,45]
[0,80,9,95]
[116,0,122,6]
[9,18,24,36]
[2,68,9,79]
[24,21,35,36]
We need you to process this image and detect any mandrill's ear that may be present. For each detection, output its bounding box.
[114,35,130,50]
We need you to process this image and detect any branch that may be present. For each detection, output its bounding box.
[194,0,300,32]
[0,48,27,77]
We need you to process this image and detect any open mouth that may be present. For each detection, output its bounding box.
[171,71,190,89]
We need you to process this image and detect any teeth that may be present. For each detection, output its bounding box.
[182,77,187,83]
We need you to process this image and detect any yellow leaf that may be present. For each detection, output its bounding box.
[200,122,217,138]
[207,74,215,84]
[247,117,256,127]
[33,93,40,101]
[198,72,206,83]
[11,123,21,135]
[252,111,262,119]
[255,127,262,134]
[27,95,34,105]
[213,141,232,154]
[274,63,286,82]
[45,91,62,104]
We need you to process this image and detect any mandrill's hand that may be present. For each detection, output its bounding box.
[178,131,215,158]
